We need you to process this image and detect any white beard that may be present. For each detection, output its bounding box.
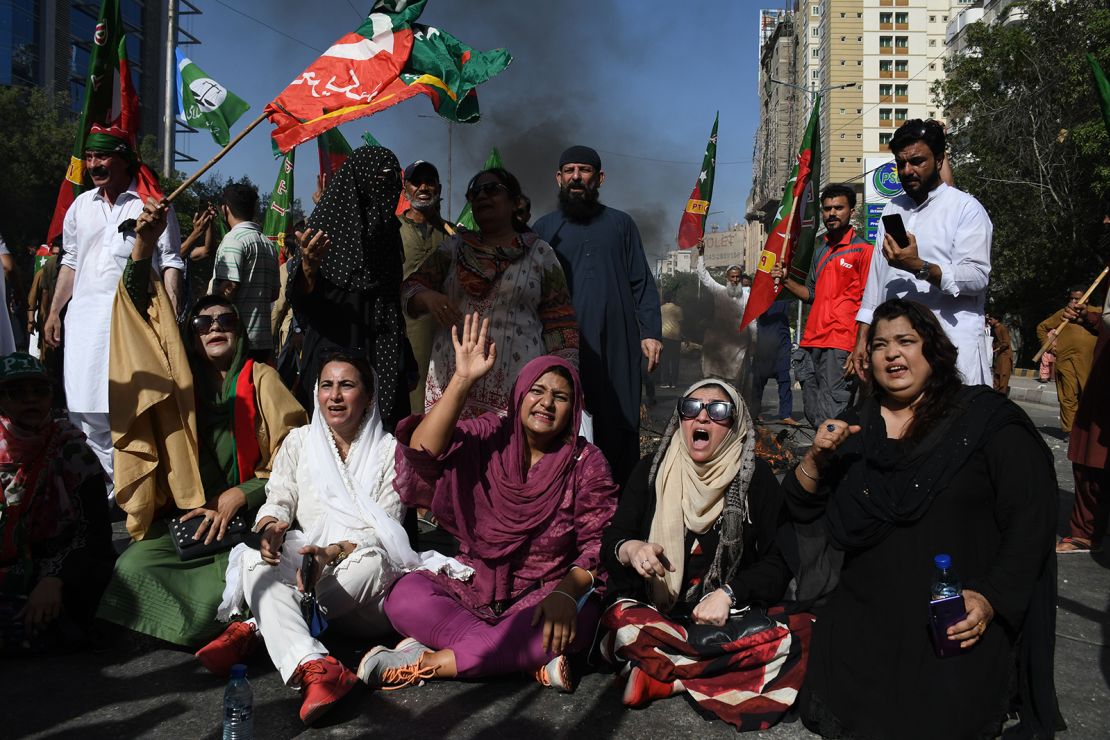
[726,283,743,299]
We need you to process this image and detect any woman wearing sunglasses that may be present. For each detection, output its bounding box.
[401,167,578,420]
[598,379,806,730]
[0,352,115,652]
[96,201,306,648]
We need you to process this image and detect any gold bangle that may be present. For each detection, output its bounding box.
[327,543,350,567]
[798,462,820,482]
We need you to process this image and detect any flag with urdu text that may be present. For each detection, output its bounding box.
[263,150,295,257]
[456,146,503,229]
[676,113,718,249]
[46,0,122,244]
[740,97,822,332]
[266,0,511,153]
[318,129,354,191]
[1089,53,1110,136]
[176,50,250,147]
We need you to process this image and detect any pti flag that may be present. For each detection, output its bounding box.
[456,146,503,229]
[317,128,354,191]
[263,150,296,256]
[740,97,822,332]
[676,113,718,249]
[46,0,123,244]
[266,0,510,153]
[176,50,250,146]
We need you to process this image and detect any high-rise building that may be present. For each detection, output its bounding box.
[750,10,799,224]
[1,0,173,165]
[816,1,865,189]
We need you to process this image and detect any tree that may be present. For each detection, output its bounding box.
[0,86,77,251]
[935,0,1110,363]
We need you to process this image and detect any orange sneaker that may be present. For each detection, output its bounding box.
[295,656,359,725]
[357,637,435,690]
[534,654,575,693]
[195,621,260,677]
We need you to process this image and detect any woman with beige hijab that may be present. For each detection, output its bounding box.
[599,379,809,731]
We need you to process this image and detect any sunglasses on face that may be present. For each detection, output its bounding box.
[466,181,509,200]
[678,398,735,422]
[191,312,238,335]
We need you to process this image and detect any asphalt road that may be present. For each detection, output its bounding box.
[8,356,1108,739]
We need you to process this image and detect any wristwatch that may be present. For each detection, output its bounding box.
[914,261,932,281]
[720,583,737,607]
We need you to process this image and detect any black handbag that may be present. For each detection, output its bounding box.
[168,514,250,561]
[684,605,778,650]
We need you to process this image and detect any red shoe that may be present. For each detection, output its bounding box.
[622,666,682,707]
[195,621,260,677]
[295,656,359,725]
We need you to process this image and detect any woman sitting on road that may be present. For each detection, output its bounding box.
[357,314,618,692]
[197,352,468,725]
[599,379,806,730]
[784,298,1060,739]
[97,202,306,648]
[402,168,578,418]
[0,353,114,652]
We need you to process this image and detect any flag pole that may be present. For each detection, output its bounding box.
[1031,266,1108,362]
[164,111,269,203]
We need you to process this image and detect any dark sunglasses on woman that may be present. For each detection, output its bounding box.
[191,313,238,335]
[466,181,508,200]
[677,397,735,422]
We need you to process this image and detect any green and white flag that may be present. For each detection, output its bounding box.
[176,49,250,146]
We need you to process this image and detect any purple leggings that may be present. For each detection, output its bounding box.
[383,573,600,678]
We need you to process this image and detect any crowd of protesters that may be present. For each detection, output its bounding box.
[0,118,1098,738]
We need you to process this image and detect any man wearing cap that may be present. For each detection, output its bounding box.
[43,125,185,488]
[533,145,662,486]
[399,160,449,412]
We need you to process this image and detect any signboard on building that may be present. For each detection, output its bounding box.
[863,157,904,242]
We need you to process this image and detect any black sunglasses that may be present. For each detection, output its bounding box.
[466,181,509,200]
[678,397,735,422]
[191,312,238,335]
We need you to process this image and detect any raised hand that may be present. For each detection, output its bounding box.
[298,228,331,292]
[451,312,497,384]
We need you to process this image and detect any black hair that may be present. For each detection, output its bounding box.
[820,183,857,209]
[318,348,374,392]
[662,288,676,303]
[889,119,946,160]
[546,364,574,390]
[191,294,236,318]
[866,299,961,443]
[1068,285,1086,296]
[466,167,528,232]
[222,183,260,221]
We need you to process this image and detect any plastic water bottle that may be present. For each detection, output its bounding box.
[931,553,962,600]
[222,664,253,740]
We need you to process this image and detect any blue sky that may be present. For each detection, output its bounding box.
[175,0,764,259]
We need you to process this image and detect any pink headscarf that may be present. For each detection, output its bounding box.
[432,355,585,602]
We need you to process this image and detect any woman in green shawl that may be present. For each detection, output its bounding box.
[97,201,306,647]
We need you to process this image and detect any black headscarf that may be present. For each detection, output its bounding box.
[305,146,403,292]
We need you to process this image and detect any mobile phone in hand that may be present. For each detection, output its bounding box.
[882,214,910,248]
[300,552,318,593]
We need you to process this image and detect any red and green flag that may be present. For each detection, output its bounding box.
[456,146,503,229]
[46,0,123,243]
[676,112,718,249]
[266,0,511,153]
[317,129,354,191]
[263,149,296,259]
[741,97,822,331]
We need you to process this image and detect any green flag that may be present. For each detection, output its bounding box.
[176,50,250,147]
[1088,53,1110,136]
[676,112,718,249]
[362,131,383,147]
[318,129,354,190]
[263,150,296,256]
[456,147,503,229]
[788,98,823,283]
[47,0,122,243]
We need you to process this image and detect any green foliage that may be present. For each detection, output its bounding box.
[0,86,77,250]
[935,0,1110,362]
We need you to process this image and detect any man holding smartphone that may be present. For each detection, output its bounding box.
[773,184,873,427]
[852,120,993,384]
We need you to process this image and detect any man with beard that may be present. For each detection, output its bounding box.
[399,160,449,412]
[43,125,184,490]
[694,246,757,412]
[773,184,872,427]
[852,119,992,384]
[533,146,661,486]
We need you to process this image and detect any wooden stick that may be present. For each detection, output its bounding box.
[164,112,269,203]
[1031,266,1108,363]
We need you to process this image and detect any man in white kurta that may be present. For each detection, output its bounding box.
[854,120,992,384]
[696,248,758,407]
[44,132,183,486]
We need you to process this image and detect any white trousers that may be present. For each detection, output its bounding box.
[242,546,391,684]
[69,411,114,498]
